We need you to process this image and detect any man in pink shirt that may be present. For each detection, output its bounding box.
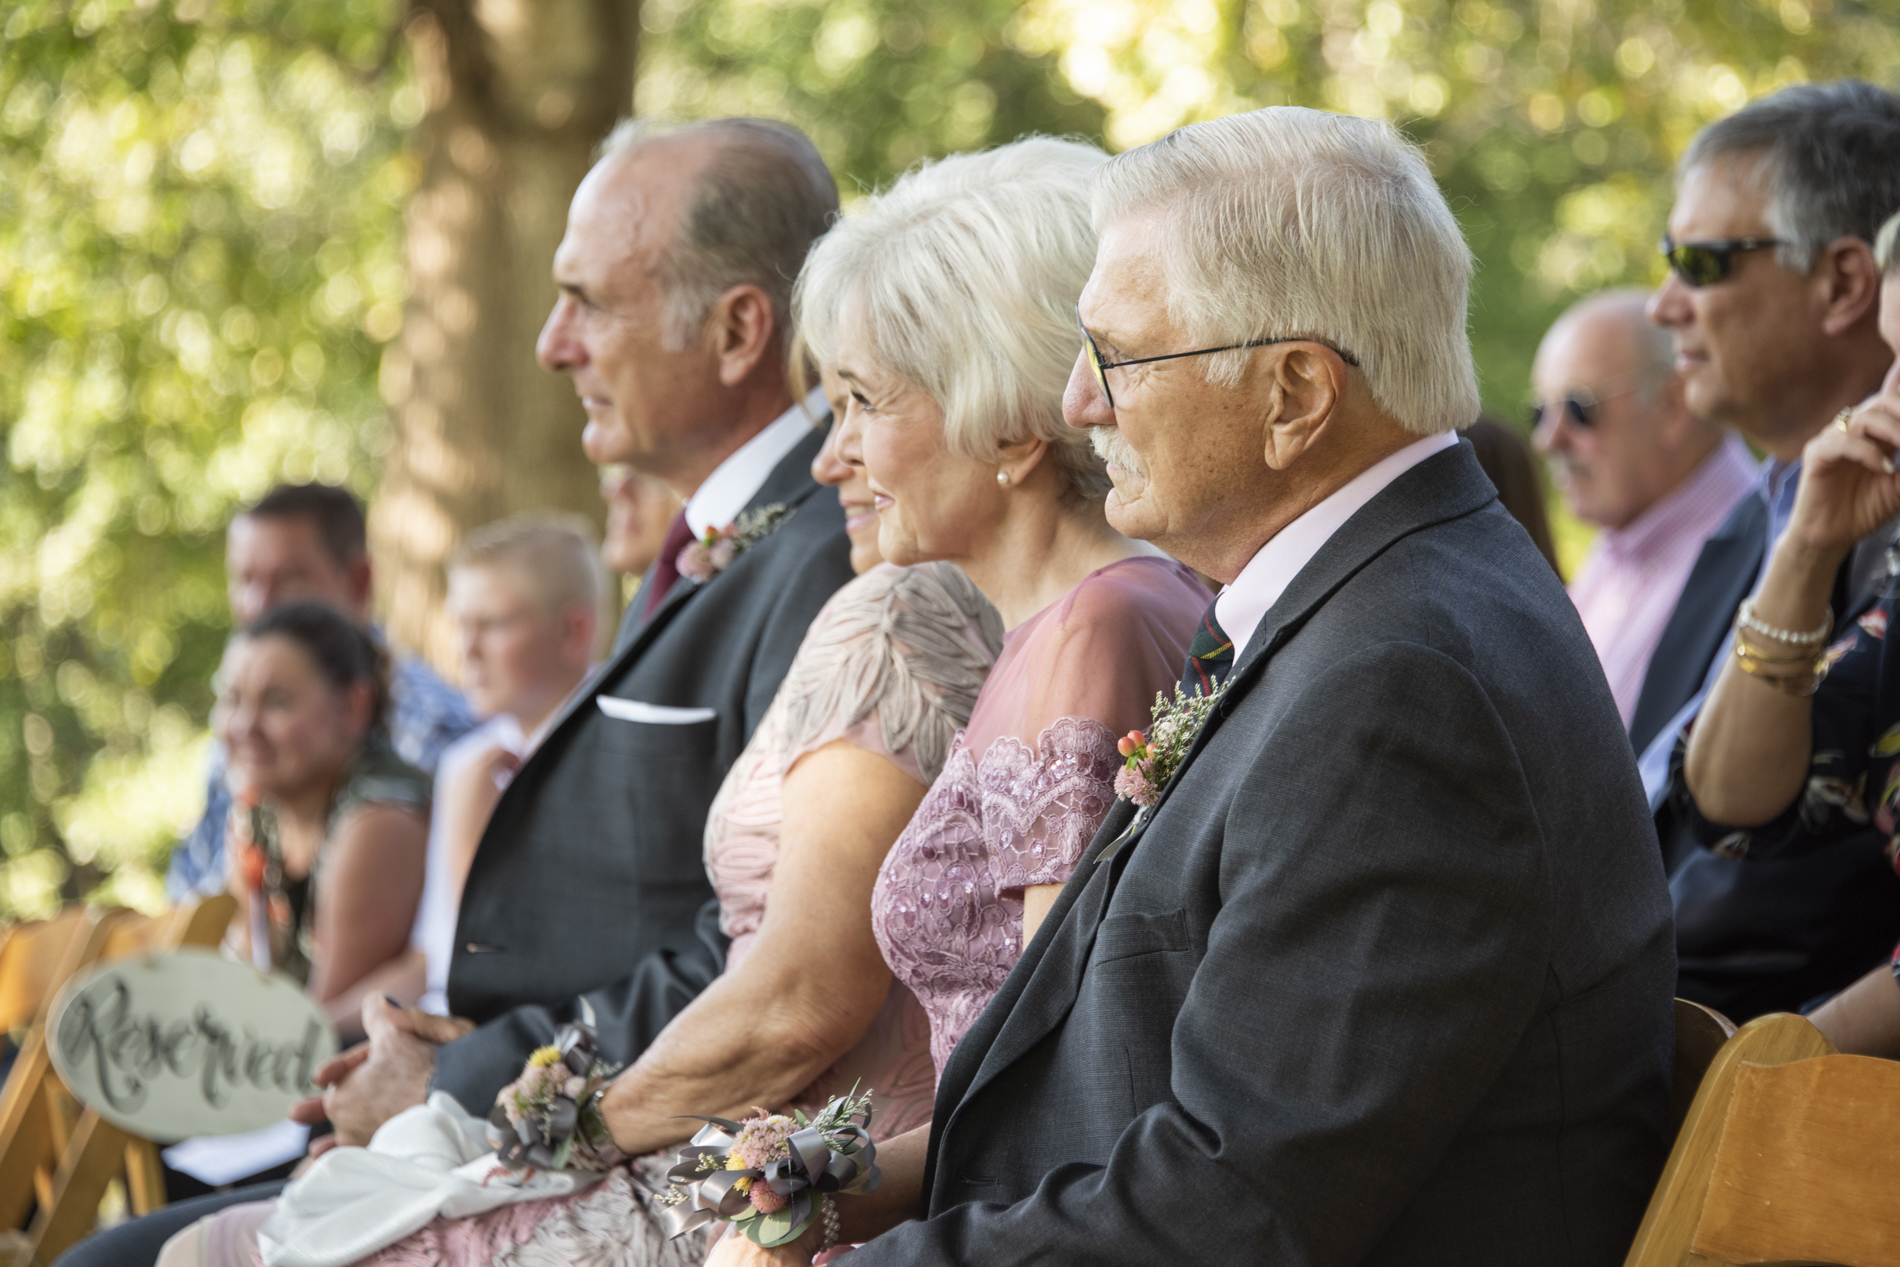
[1535,288,1758,727]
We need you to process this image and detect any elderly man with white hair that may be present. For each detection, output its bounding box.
[770,107,1677,1267]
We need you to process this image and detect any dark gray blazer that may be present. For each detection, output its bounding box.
[433,426,855,1109]
[850,442,1676,1267]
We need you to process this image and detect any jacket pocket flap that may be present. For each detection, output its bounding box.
[1091,908,1189,965]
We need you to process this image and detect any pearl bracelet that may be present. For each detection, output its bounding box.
[1735,596,1832,648]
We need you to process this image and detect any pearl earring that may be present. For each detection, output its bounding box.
[996,470,1010,488]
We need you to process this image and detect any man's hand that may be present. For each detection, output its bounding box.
[289,996,471,1146]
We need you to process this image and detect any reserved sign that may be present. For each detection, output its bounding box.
[47,947,338,1142]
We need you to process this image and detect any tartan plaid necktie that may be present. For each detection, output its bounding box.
[1180,599,1234,698]
[641,511,697,620]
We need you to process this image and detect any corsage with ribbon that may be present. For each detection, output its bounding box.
[660,1086,879,1249]
[487,1000,626,1173]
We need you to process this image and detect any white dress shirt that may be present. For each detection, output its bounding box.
[684,386,829,536]
[1216,431,1459,660]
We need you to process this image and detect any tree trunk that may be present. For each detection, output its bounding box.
[370,0,636,668]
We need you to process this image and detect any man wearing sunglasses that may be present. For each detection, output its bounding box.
[1532,289,1756,728]
[1631,79,1900,1024]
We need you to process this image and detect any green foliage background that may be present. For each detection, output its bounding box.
[2,0,1896,921]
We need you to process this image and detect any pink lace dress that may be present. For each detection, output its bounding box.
[870,556,1208,1077]
[190,563,1001,1267]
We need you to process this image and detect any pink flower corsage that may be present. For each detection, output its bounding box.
[677,504,792,583]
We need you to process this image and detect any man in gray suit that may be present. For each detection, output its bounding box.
[55,117,854,1266]
[831,108,1675,1266]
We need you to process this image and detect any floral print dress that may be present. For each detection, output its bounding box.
[1669,566,1900,970]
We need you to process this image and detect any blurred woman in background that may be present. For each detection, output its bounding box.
[219,601,429,1042]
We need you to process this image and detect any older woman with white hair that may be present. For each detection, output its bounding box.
[708,136,1210,1266]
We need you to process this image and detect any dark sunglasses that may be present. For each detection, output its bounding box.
[1078,308,1360,411]
[1659,235,1784,288]
[1527,396,1600,430]
[1528,384,1639,431]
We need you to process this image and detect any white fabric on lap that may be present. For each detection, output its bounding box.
[257,1093,604,1267]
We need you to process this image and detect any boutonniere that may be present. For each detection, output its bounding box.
[678,504,793,583]
[1098,683,1226,864]
[1114,682,1227,810]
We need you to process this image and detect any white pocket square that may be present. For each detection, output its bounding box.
[596,697,717,725]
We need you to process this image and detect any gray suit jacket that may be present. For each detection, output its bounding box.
[433,426,855,1108]
[850,442,1676,1267]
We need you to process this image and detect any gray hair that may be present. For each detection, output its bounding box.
[449,513,608,625]
[1091,107,1480,436]
[598,117,839,350]
[794,137,1113,500]
[1681,80,1900,273]
[1877,209,1900,276]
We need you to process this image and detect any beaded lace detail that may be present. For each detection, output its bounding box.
[870,716,1121,1076]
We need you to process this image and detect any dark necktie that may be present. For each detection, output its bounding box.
[1180,599,1235,698]
[641,511,697,621]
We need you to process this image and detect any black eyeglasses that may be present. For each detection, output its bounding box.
[1078,308,1360,410]
[1660,235,1785,288]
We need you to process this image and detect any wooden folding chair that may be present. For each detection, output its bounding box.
[0,895,235,1266]
[0,910,90,1040]
[1620,1009,1900,1266]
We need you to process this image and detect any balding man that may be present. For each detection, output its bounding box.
[1533,289,1756,726]
[55,118,854,1267]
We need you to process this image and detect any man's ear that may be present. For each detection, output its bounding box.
[345,552,374,621]
[709,284,778,387]
[1819,237,1882,338]
[1260,347,1345,471]
[561,601,598,666]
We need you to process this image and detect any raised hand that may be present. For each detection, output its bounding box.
[1788,368,1900,556]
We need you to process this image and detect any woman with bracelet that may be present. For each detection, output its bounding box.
[1676,211,1900,1053]
[706,138,1209,1267]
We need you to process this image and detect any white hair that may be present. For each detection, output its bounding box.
[1091,107,1480,436]
[794,136,1112,500]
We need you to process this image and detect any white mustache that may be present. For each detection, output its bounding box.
[1089,426,1146,477]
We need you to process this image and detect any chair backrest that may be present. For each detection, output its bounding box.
[1691,1054,1900,1266]
[0,908,91,1035]
[1623,1011,1841,1267]
[1670,998,1735,1136]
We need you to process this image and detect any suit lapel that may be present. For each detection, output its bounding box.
[940,441,1503,1120]
[490,422,832,823]
[1626,494,1764,753]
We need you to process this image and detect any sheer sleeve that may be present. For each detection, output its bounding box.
[775,562,1003,786]
[974,557,1208,892]
[1670,591,1900,863]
